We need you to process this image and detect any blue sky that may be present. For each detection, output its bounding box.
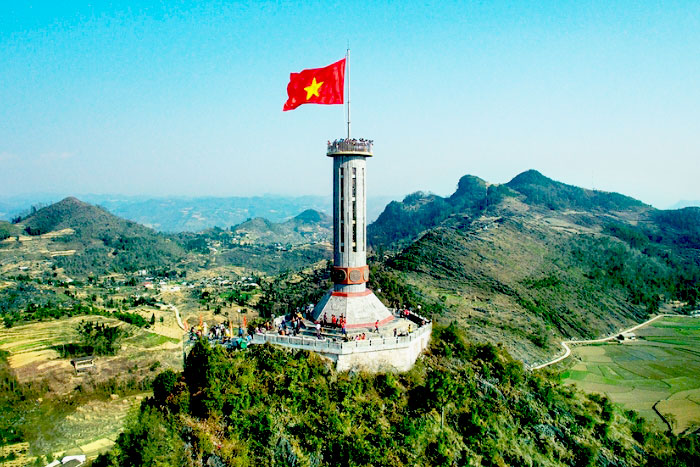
[2,1,699,208]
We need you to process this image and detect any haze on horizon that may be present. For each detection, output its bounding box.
[2,1,699,209]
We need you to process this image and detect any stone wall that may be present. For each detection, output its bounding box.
[251,322,432,373]
[334,327,431,372]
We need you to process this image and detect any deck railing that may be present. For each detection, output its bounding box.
[251,321,432,355]
[184,309,432,356]
[327,140,373,155]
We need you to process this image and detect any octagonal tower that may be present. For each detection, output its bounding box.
[313,139,394,329]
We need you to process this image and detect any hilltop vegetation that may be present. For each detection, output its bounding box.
[9,197,185,276]
[0,221,21,241]
[93,327,699,467]
[367,170,700,363]
[1,198,332,280]
[504,170,646,212]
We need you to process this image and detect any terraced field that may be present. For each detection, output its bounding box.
[559,316,700,434]
[0,314,183,460]
[30,392,148,460]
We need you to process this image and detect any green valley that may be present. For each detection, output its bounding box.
[559,316,700,435]
[0,169,698,465]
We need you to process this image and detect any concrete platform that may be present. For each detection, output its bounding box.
[301,313,417,340]
[251,320,433,372]
[312,289,394,329]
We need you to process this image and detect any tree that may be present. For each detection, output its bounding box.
[427,368,458,428]
[152,369,177,407]
[76,320,124,355]
[112,406,183,465]
[150,313,156,326]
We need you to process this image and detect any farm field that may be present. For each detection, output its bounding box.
[559,316,700,434]
[0,314,182,387]
[0,313,184,460]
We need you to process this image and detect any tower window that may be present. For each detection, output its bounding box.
[353,222,357,252]
[352,167,357,198]
[362,168,365,251]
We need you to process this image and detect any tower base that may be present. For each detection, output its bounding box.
[313,289,394,329]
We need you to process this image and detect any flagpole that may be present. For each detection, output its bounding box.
[346,47,351,139]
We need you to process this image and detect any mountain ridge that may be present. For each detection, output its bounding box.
[367,169,700,363]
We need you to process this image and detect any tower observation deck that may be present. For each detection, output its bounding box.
[313,138,394,329]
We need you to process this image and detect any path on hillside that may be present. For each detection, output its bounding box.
[170,304,185,330]
[158,303,185,331]
[530,313,678,370]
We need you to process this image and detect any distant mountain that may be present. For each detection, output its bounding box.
[369,192,453,248]
[369,170,647,248]
[369,174,496,247]
[0,194,62,222]
[231,209,332,245]
[669,200,700,210]
[14,197,184,275]
[0,194,396,232]
[90,195,331,233]
[368,169,700,363]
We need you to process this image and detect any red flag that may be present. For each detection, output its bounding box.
[283,58,345,111]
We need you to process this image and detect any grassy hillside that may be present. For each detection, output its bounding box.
[505,169,647,212]
[0,221,21,241]
[0,313,182,461]
[13,197,185,276]
[92,327,700,466]
[366,170,700,364]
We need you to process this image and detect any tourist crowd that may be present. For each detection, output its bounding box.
[188,320,252,349]
[190,305,429,346]
[327,138,373,152]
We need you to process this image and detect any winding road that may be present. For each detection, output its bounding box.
[530,313,678,370]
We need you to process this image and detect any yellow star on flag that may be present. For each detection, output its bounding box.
[304,77,323,100]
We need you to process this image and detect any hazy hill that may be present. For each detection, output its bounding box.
[96,195,332,233]
[15,197,185,275]
[368,170,700,363]
[231,209,332,245]
[670,200,700,210]
[0,194,332,233]
[1,194,397,232]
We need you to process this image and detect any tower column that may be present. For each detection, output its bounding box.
[313,139,393,328]
[332,155,367,294]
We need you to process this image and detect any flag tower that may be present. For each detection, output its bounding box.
[283,51,395,329]
[312,139,394,328]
